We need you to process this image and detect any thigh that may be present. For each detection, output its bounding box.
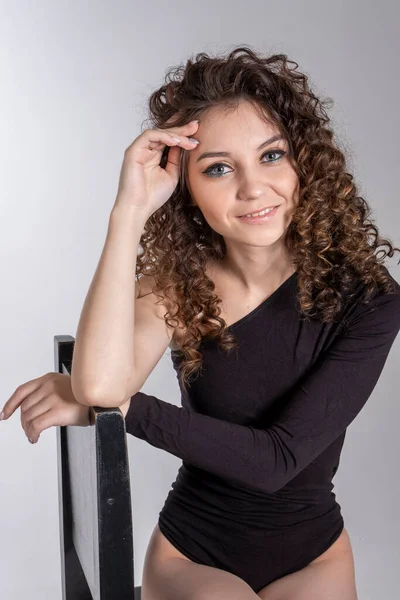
[257,528,358,600]
[141,524,260,600]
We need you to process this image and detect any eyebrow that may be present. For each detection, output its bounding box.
[195,134,285,163]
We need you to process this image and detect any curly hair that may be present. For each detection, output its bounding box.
[135,45,400,395]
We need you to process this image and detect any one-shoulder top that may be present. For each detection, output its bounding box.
[125,267,400,527]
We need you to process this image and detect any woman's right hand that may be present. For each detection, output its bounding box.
[114,119,200,219]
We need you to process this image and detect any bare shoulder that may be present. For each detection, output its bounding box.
[126,265,223,395]
[135,273,175,337]
[137,261,221,352]
[135,273,189,351]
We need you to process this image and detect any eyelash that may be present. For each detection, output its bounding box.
[202,149,286,177]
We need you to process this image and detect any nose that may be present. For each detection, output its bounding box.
[236,171,266,204]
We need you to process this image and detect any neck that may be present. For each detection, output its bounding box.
[220,248,296,293]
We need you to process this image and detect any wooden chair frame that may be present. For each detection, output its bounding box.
[55,334,141,599]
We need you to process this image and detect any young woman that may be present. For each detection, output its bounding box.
[4,46,400,599]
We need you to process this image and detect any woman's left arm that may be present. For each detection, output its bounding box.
[125,288,400,494]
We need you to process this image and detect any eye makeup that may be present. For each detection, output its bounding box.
[202,149,286,178]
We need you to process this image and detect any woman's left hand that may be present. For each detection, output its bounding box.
[1,372,92,444]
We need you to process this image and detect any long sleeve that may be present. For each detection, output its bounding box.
[125,288,400,494]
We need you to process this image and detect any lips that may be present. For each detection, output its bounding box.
[238,205,279,217]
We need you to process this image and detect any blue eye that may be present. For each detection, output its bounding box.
[202,149,286,178]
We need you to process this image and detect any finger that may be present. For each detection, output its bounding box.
[160,121,199,146]
[162,122,199,140]
[125,130,186,158]
[20,385,51,417]
[21,394,52,439]
[164,144,183,180]
[26,407,54,444]
[2,373,52,420]
[143,119,199,148]
[144,130,198,153]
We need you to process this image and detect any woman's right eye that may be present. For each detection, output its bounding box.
[202,149,286,178]
[203,163,228,177]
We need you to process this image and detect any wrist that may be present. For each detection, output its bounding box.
[110,199,150,226]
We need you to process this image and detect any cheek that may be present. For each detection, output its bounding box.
[185,170,208,206]
[280,171,299,204]
[188,178,223,217]
[202,204,225,224]
[196,198,231,233]
[291,180,300,205]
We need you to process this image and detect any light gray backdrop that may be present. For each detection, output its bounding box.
[1,1,399,598]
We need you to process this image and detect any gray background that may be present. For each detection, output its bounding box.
[1,1,399,598]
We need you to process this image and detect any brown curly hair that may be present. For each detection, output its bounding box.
[135,45,400,395]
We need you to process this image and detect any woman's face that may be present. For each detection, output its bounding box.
[185,101,300,250]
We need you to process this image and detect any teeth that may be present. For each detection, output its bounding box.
[242,206,275,218]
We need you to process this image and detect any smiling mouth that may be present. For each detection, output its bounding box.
[238,205,279,217]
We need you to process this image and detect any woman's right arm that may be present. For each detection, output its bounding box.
[71,204,148,406]
[71,119,200,407]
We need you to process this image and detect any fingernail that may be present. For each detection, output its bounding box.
[28,437,35,444]
[0,411,4,421]
[188,138,199,144]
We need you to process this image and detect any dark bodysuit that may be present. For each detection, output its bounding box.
[125,268,400,593]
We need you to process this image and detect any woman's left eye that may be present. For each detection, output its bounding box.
[202,149,286,177]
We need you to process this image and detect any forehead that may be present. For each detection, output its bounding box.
[198,100,277,134]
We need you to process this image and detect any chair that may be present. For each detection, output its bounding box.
[55,334,141,599]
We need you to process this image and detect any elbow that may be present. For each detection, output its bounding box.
[75,392,127,408]
[71,386,99,407]
[74,395,94,407]
[74,394,106,407]
[70,377,94,406]
[70,378,124,408]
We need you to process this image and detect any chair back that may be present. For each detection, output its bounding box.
[55,334,141,599]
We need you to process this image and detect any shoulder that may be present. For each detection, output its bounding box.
[135,274,175,327]
[136,265,218,351]
[137,259,218,298]
[344,268,400,332]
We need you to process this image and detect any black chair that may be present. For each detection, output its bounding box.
[55,334,141,600]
